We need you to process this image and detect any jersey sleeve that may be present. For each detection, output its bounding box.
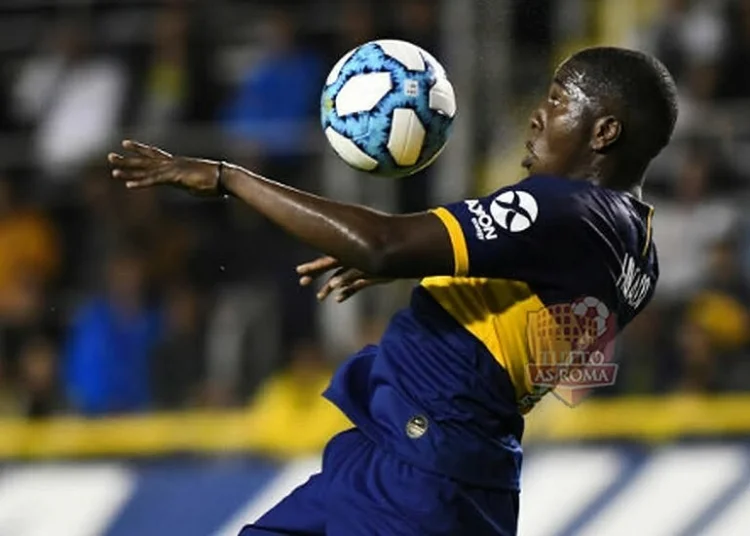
[430,176,593,282]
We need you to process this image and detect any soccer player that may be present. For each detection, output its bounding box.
[108,47,677,535]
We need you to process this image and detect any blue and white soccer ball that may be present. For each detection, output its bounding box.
[321,39,457,178]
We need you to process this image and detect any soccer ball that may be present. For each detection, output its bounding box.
[321,39,456,178]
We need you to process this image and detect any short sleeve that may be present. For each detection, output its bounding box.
[430,176,591,282]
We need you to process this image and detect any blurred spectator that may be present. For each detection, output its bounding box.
[18,334,59,418]
[392,0,440,53]
[64,246,162,416]
[0,176,59,323]
[220,7,324,171]
[13,19,128,181]
[675,318,718,392]
[0,176,59,393]
[608,303,672,395]
[203,282,283,407]
[151,282,206,409]
[716,0,750,100]
[686,291,749,353]
[510,0,554,96]
[680,237,750,392]
[0,74,17,134]
[702,234,750,302]
[674,286,749,394]
[244,340,351,457]
[651,144,740,298]
[218,7,326,363]
[68,166,198,292]
[0,0,747,423]
[335,0,376,52]
[135,1,189,138]
[119,188,198,286]
[0,358,22,416]
[644,0,726,95]
[639,0,727,132]
[67,165,123,290]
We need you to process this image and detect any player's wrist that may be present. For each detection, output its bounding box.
[215,160,232,198]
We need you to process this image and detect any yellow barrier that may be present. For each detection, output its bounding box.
[0,412,262,459]
[524,394,750,443]
[0,395,749,459]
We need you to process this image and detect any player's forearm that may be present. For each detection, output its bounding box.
[220,163,407,274]
[109,141,455,278]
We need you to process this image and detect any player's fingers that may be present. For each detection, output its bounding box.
[316,283,334,301]
[315,268,349,300]
[316,276,340,300]
[124,177,163,189]
[298,269,330,286]
[299,264,347,287]
[122,140,172,159]
[296,256,340,277]
[111,168,153,181]
[327,268,358,289]
[107,153,150,169]
[316,268,365,300]
[336,279,373,302]
[337,268,368,286]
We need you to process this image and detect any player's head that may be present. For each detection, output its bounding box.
[523,46,678,191]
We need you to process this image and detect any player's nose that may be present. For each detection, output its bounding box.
[529,107,543,132]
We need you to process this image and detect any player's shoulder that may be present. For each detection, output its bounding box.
[516,174,619,204]
[505,175,654,267]
[493,174,604,229]
[501,175,600,213]
[515,174,646,228]
[515,174,588,192]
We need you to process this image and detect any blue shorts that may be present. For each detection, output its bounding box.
[239,429,519,536]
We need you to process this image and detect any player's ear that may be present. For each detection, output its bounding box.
[591,116,621,152]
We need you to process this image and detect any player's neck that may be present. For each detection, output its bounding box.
[595,177,644,199]
[585,158,645,197]
[628,184,643,199]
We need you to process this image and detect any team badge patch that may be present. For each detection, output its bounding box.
[405,415,429,439]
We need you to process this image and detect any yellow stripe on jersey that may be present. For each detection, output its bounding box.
[430,208,469,276]
[422,277,537,401]
[422,277,578,413]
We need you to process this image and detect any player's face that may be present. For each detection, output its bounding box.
[523,73,595,177]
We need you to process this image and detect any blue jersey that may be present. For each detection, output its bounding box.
[323,175,658,490]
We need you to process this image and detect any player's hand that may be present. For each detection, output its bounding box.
[108,140,221,197]
[296,255,391,302]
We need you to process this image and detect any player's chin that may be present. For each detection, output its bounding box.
[521,156,535,173]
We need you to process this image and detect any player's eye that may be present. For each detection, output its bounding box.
[548,94,561,107]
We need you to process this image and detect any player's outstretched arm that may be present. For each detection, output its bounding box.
[108,140,454,278]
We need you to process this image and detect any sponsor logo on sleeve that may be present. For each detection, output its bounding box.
[490,190,538,233]
[465,199,498,240]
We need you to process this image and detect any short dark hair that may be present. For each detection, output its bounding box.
[559,47,679,165]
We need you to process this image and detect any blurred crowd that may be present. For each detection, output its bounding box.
[0,0,437,419]
[614,0,750,395]
[0,0,748,421]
